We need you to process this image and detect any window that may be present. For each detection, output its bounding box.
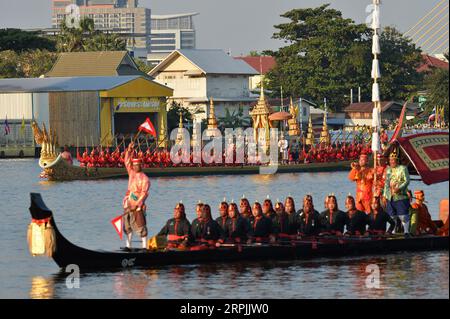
[168,18,179,29]
[152,39,176,45]
[180,17,191,29]
[188,78,200,90]
[151,45,176,51]
[152,33,176,39]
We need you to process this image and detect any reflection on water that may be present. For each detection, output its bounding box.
[0,159,448,299]
[30,276,54,299]
[26,252,449,299]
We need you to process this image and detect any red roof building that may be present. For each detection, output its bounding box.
[234,56,276,74]
[417,54,449,73]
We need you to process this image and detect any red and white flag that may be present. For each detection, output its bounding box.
[111,215,123,240]
[138,117,157,137]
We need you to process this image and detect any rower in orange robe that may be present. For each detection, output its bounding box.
[411,190,437,235]
[348,153,374,213]
[374,153,388,197]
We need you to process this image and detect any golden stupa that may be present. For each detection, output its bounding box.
[305,115,315,146]
[176,112,185,145]
[249,79,273,147]
[319,113,331,146]
[287,97,301,137]
[206,97,220,137]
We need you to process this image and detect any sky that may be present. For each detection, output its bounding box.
[0,0,445,55]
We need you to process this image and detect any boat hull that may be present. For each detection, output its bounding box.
[42,156,353,181]
[29,193,449,272]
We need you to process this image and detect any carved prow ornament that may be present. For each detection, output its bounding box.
[32,121,59,168]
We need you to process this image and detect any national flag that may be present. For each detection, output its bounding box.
[389,101,408,144]
[111,215,123,240]
[4,115,10,135]
[138,117,157,137]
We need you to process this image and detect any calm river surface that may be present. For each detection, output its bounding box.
[0,158,448,299]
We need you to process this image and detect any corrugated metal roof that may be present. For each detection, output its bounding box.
[151,50,259,76]
[0,76,142,93]
[179,50,258,75]
[46,51,138,77]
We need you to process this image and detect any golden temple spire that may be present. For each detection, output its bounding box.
[178,112,183,129]
[207,98,218,130]
[320,112,330,146]
[209,97,215,119]
[259,74,265,101]
[305,115,315,146]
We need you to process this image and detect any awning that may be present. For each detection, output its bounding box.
[391,132,449,185]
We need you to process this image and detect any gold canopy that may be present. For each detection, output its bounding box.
[287,97,301,137]
[249,79,273,146]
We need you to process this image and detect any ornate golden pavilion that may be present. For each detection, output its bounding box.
[288,97,301,138]
[249,80,273,148]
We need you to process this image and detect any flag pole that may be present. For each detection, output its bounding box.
[371,0,382,195]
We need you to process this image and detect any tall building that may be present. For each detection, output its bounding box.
[148,13,198,66]
[51,0,151,59]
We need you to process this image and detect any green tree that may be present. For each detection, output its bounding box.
[0,50,21,78]
[56,17,126,52]
[167,101,193,133]
[19,50,57,78]
[218,106,251,129]
[0,49,56,78]
[133,58,153,74]
[0,28,56,52]
[266,5,423,111]
[424,67,449,121]
[377,27,423,101]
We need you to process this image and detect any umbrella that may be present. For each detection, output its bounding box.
[269,111,292,121]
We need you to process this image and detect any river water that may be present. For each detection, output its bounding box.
[0,159,448,299]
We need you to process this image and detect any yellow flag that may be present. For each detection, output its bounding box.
[20,116,25,137]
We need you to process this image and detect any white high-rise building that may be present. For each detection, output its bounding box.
[148,13,198,66]
[51,0,151,59]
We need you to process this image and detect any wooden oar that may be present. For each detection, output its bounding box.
[145,136,149,152]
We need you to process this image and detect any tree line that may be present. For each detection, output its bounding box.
[262,4,448,116]
[0,17,130,78]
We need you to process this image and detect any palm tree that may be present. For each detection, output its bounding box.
[218,106,251,129]
[56,17,126,52]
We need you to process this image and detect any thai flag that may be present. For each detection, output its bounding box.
[4,116,11,135]
[138,117,157,137]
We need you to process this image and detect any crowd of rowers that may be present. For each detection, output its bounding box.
[72,142,371,168]
[155,192,440,249]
